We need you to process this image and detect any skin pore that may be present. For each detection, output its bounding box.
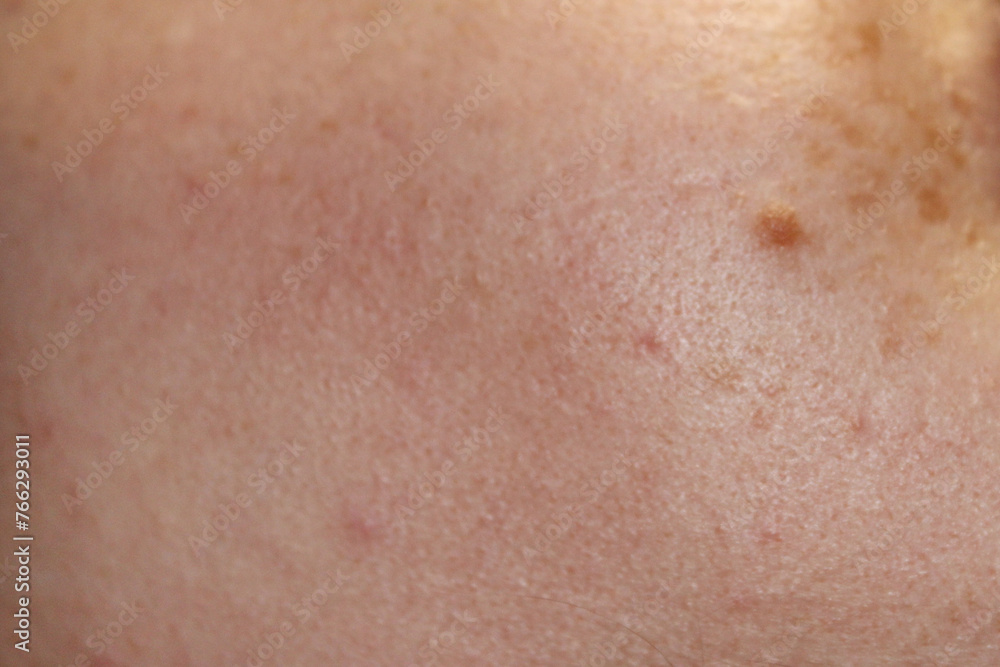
[2,0,1000,665]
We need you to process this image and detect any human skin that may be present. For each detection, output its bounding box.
[2,0,1000,664]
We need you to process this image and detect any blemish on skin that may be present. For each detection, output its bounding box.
[635,330,661,354]
[20,134,38,150]
[342,501,384,548]
[755,201,804,248]
[841,123,864,147]
[855,22,882,57]
[965,226,979,246]
[949,90,974,116]
[916,187,949,223]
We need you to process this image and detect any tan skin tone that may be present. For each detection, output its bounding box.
[2,0,1000,665]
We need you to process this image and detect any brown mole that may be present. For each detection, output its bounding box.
[755,201,804,248]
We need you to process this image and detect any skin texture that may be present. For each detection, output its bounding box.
[2,0,1000,665]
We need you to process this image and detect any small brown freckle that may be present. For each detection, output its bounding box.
[916,187,948,223]
[855,22,882,57]
[756,201,803,248]
[949,90,973,116]
[841,124,864,147]
[20,134,38,150]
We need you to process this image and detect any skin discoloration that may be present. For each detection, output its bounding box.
[4,2,1000,666]
[855,21,883,58]
[917,187,950,223]
[756,201,804,248]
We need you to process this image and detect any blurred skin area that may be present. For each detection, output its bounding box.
[2,0,1000,665]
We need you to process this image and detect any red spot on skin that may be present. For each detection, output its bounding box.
[636,330,661,354]
[342,499,385,548]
